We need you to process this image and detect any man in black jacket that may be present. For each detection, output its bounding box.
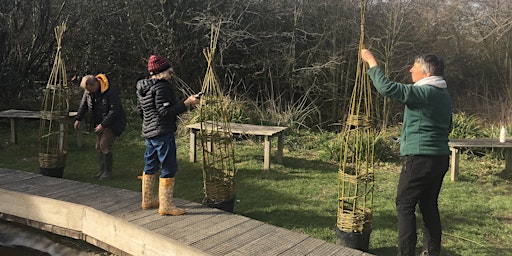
[136,55,199,216]
[74,74,127,180]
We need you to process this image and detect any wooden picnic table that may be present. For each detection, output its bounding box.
[0,109,81,147]
[186,122,288,170]
[448,138,512,181]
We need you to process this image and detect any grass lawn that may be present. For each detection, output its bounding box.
[0,118,511,256]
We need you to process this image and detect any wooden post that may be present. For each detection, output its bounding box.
[264,135,271,171]
[9,118,17,144]
[505,148,512,176]
[59,122,65,150]
[189,129,196,163]
[76,125,83,148]
[450,147,460,181]
[276,133,284,164]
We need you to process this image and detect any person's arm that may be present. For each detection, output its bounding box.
[136,91,143,119]
[100,85,124,129]
[74,92,89,130]
[154,82,188,118]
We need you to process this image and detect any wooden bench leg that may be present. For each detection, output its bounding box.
[276,133,284,164]
[76,125,83,148]
[264,135,270,171]
[505,148,512,176]
[450,147,460,181]
[189,129,197,163]
[9,118,17,144]
[59,123,65,150]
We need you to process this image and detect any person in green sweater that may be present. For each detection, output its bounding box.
[361,49,452,256]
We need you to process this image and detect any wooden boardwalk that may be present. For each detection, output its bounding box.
[0,168,373,256]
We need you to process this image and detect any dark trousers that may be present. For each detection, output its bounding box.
[396,155,449,256]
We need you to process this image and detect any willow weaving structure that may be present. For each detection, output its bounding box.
[198,24,237,212]
[336,0,374,251]
[39,22,70,178]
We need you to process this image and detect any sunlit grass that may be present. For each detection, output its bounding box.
[0,119,510,255]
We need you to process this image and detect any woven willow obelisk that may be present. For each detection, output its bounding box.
[39,22,70,178]
[336,0,374,251]
[198,23,237,212]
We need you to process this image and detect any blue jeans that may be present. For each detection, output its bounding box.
[396,155,449,256]
[143,133,178,178]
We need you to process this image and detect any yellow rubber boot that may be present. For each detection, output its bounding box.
[158,178,186,216]
[141,173,159,209]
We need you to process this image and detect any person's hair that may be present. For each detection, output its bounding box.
[150,68,173,80]
[414,54,445,76]
[80,75,97,89]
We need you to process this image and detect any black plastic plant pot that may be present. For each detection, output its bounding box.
[40,167,64,178]
[203,197,235,213]
[335,227,371,252]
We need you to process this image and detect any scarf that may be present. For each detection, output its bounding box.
[414,76,447,88]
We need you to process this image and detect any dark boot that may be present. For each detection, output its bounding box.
[93,152,105,178]
[99,152,113,180]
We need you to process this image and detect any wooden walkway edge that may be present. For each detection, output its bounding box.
[0,168,373,256]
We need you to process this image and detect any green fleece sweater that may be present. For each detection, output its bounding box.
[368,66,452,156]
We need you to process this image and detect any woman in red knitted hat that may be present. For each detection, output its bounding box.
[136,55,200,216]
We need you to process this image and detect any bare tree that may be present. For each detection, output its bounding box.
[0,0,67,109]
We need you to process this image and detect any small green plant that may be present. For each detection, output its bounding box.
[373,127,401,163]
[450,112,488,139]
[450,112,507,160]
[324,126,401,164]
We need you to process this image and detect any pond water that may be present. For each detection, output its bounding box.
[0,219,112,256]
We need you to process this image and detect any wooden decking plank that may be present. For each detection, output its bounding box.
[173,197,190,206]
[138,210,193,231]
[179,214,251,244]
[305,241,364,256]
[100,193,141,214]
[0,169,41,185]
[88,188,141,212]
[42,179,97,197]
[278,237,329,256]
[206,223,279,255]
[129,210,164,226]
[108,200,144,217]
[149,205,222,235]
[0,172,80,199]
[133,201,206,228]
[0,175,59,194]
[107,193,203,220]
[225,226,310,256]
[121,207,158,222]
[41,181,96,200]
[6,175,85,198]
[122,201,204,229]
[51,183,104,203]
[178,214,249,245]
[67,185,136,210]
[114,195,193,220]
[191,218,264,251]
